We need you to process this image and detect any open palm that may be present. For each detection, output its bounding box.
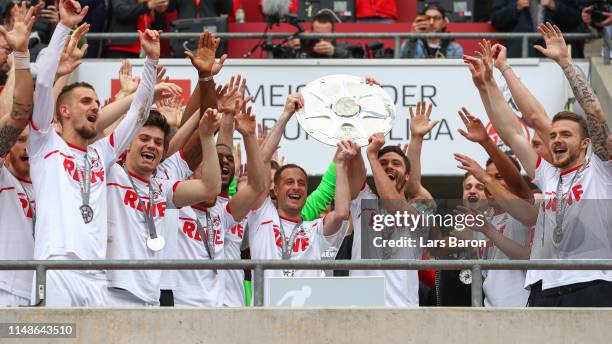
[457,107,488,143]
[0,3,36,52]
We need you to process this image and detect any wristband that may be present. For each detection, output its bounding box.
[199,75,214,82]
[13,51,30,70]
[500,65,512,76]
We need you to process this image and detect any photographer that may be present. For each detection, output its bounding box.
[400,4,463,59]
[289,12,351,58]
[581,1,612,28]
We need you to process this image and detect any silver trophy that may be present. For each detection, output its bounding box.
[296,75,395,146]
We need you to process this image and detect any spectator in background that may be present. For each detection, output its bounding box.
[168,0,232,19]
[490,0,583,58]
[289,12,352,58]
[400,4,463,58]
[80,0,108,58]
[581,2,612,28]
[0,34,8,85]
[2,1,55,61]
[105,0,170,58]
[356,0,397,23]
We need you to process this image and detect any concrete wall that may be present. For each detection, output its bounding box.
[1,308,611,344]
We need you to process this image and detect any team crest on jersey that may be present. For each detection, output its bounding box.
[271,224,311,253]
[61,148,105,184]
[180,216,224,245]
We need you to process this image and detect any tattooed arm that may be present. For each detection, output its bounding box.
[534,23,610,160]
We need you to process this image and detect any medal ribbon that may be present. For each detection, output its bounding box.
[553,161,587,243]
[77,150,92,223]
[126,170,159,240]
[278,219,303,260]
[194,210,216,260]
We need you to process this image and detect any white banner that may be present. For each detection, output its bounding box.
[75,59,589,175]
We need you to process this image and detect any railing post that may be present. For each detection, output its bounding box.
[394,35,401,58]
[603,31,611,65]
[266,35,273,60]
[471,265,483,307]
[34,265,46,307]
[253,264,264,307]
[521,36,529,58]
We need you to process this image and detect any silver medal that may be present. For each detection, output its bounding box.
[80,204,94,224]
[459,269,472,285]
[147,235,165,251]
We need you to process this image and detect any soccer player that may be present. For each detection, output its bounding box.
[105,108,222,306]
[0,2,36,306]
[467,27,611,306]
[27,0,159,306]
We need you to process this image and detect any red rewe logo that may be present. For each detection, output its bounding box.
[230,223,244,239]
[543,184,584,211]
[63,158,105,184]
[123,189,167,218]
[273,225,310,253]
[17,192,34,219]
[181,219,224,245]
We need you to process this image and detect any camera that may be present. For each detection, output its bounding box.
[584,0,611,27]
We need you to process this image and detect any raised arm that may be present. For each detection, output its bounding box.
[492,43,552,156]
[228,106,267,221]
[31,0,87,133]
[406,101,439,200]
[173,108,222,207]
[167,109,199,157]
[260,93,303,162]
[454,153,537,227]
[457,107,532,200]
[534,23,610,161]
[107,30,159,157]
[0,3,35,156]
[216,75,249,148]
[322,140,355,236]
[366,133,417,214]
[465,40,538,178]
[0,65,15,119]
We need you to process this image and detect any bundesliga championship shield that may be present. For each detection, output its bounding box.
[296,75,395,146]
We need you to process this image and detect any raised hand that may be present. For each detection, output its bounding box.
[283,93,304,115]
[364,76,380,86]
[463,54,486,90]
[139,29,160,60]
[156,64,168,83]
[367,132,385,157]
[199,107,221,137]
[0,2,36,52]
[154,82,182,101]
[56,23,89,77]
[257,124,270,147]
[155,93,182,126]
[185,31,219,74]
[217,75,248,115]
[336,140,359,162]
[118,59,139,95]
[235,105,256,136]
[59,0,88,28]
[453,153,489,183]
[409,101,439,137]
[457,107,489,144]
[534,22,571,66]
[491,43,509,71]
[476,39,494,81]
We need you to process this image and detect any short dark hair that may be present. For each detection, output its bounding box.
[216,144,233,155]
[270,160,281,172]
[552,111,589,139]
[422,3,447,18]
[274,163,308,187]
[377,145,411,173]
[143,110,171,151]
[312,12,335,30]
[485,155,522,173]
[55,82,97,124]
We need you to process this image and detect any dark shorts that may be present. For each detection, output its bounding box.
[528,280,612,307]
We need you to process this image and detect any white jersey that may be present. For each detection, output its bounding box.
[223,214,246,307]
[27,23,157,261]
[247,197,341,280]
[154,150,193,291]
[350,184,429,307]
[477,212,531,307]
[174,198,236,306]
[0,161,35,299]
[527,155,612,290]
[106,164,179,304]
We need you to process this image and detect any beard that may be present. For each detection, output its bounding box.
[75,125,97,140]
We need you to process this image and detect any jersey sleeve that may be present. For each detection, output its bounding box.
[219,202,239,239]
[157,150,193,181]
[101,58,158,166]
[532,156,556,191]
[159,178,181,210]
[302,162,336,221]
[246,196,275,235]
[590,154,612,186]
[350,183,376,215]
[28,24,70,153]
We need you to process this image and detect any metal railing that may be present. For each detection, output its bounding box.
[1,259,611,307]
[85,32,600,59]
